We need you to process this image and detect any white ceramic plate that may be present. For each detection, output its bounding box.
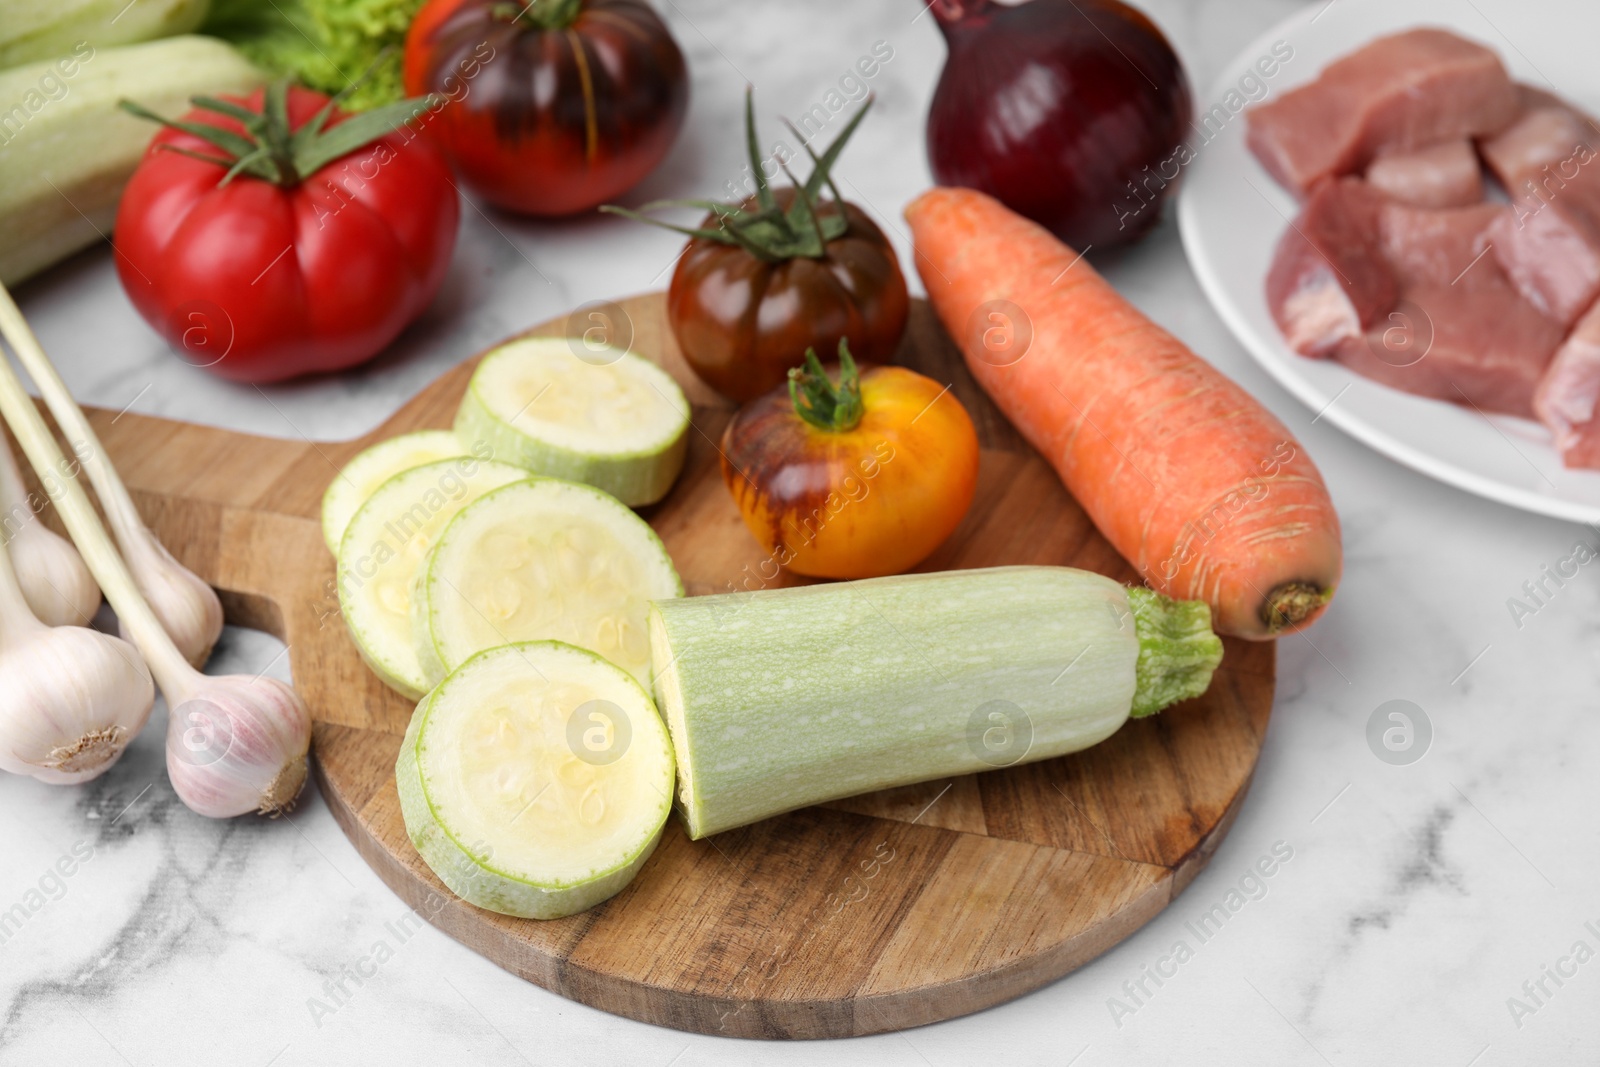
[1177,0,1600,523]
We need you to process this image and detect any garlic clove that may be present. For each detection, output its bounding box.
[0,627,154,784]
[6,521,102,628]
[117,527,224,669]
[165,674,312,817]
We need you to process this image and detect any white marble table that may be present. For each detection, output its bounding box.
[3,1,1596,1063]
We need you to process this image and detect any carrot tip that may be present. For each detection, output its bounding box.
[1263,581,1332,633]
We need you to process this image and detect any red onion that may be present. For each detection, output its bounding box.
[926,0,1193,250]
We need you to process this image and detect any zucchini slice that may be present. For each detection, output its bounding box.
[648,566,1223,839]
[322,431,471,554]
[416,478,683,690]
[395,641,675,919]
[337,457,531,698]
[454,337,690,506]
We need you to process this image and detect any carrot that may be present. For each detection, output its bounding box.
[905,187,1341,640]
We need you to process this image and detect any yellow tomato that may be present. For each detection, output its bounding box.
[719,342,979,579]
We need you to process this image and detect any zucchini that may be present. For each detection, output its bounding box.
[416,477,683,691]
[648,566,1223,839]
[337,457,530,698]
[0,0,209,70]
[0,35,264,285]
[395,641,675,919]
[321,430,470,554]
[454,337,690,506]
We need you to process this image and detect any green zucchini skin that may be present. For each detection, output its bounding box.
[395,642,673,920]
[650,566,1221,840]
[0,36,263,284]
[453,347,689,507]
[0,0,209,70]
[395,690,665,919]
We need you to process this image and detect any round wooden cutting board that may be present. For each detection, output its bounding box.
[82,293,1274,1039]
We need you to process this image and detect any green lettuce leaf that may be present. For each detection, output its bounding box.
[202,0,423,111]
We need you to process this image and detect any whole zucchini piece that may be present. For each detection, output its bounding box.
[649,565,1224,839]
[0,35,264,286]
[0,0,210,70]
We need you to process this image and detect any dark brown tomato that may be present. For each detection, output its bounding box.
[403,0,688,216]
[667,191,910,402]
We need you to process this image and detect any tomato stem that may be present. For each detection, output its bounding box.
[121,76,441,189]
[601,87,872,263]
[518,0,583,28]
[788,340,865,432]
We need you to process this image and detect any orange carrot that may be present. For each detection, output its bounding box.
[906,187,1341,639]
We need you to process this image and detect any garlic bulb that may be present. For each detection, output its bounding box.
[164,675,311,817]
[0,285,311,817]
[0,436,100,627]
[0,289,221,666]
[117,526,224,668]
[0,535,152,785]
[3,521,102,627]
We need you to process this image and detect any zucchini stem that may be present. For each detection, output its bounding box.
[1127,586,1224,718]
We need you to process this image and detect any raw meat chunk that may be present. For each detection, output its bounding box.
[1268,190,1562,417]
[1265,179,1396,357]
[1534,298,1600,467]
[1333,283,1563,418]
[1479,91,1600,325]
[1489,202,1600,325]
[1365,141,1484,208]
[1247,29,1518,196]
[1376,201,1502,288]
[1479,96,1596,187]
[1506,84,1572,115]
[1363,200,1563,417]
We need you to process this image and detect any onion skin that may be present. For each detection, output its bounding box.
[926,0,1193,250]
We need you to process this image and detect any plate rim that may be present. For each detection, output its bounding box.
[1175,0,1600,526]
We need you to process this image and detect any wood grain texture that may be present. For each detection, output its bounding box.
[80,293,1274,1039]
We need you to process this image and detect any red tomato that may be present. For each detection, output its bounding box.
[403,0,688,216]
[113,86,459,383]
